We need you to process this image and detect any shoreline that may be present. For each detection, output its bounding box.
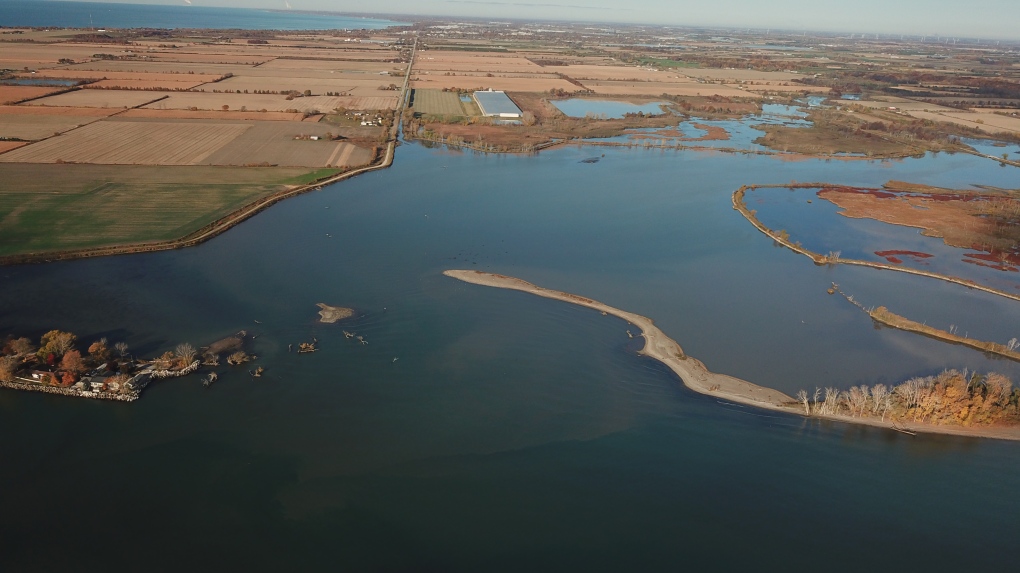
[0,40,417,267]
[732,184,1020,304]
[444,269,1020,442]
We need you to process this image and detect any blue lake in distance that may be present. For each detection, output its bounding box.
[552,98,670,118]
[0,0,402,30]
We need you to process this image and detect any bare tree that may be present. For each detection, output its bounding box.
[821,387,841,415]
[796,390,810,415]
[846,385,870,417]
[175,343,197,365]
[114,342,129,358]
[870,384,889,415]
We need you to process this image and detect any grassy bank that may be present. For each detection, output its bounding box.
[0,164,339,258]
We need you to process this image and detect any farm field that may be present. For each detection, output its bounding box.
[64,60,253,76]
[557,65,688,82]
[0,116,378,167]
[411,75,577,93]
[581,80,754,98]
[0,26,407,257]
[411,89,472,116]
[0,120,251,165]
[741,84,831,93]
[414,52,545,73]
[25,69,225,83]
[0,141,28,154]
[86,79,208,90]
[0,105,119,117]
[258,58,401,71]
[120,108,306,121]
[143,91,396,112]
[24,89,167,108]
[255,49,400,62]
[907,110,1020,135]
[680,69,806,82]
[0,85,66,105]
[0,43,111,66]
[848,98,957,112]
[0,164,335,256]
[200,121,376,167]
[213,75,399,97]
[0,113,107,140]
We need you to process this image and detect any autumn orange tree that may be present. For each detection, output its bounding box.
[37,330,76,362]
[60,350,86,376]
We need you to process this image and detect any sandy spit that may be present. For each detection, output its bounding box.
[444,269,1020,442]
[444,269,795,411]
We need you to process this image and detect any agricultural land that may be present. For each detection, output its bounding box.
[1,26,412,259]
[4,21,1020,260]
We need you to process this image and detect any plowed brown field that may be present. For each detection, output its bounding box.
[0,141,28,154]
[24,90,167,108]
[0,120,249,165]
[86,79,207,90]
[0,86,64,104]
[121,108,306,121]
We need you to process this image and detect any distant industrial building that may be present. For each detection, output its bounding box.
[473,90,523,118]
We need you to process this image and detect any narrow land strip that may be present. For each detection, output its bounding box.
[444,269,1020,441]
[732,184,1020,304]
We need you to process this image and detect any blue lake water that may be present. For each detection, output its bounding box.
[0,9,1019,563]
[748,185,1020,294]
[552,98,669,118]
[0,0,402,30]
[2,134,1020,569]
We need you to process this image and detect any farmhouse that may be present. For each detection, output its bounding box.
[473,90,523,118]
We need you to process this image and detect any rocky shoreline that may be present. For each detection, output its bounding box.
[0,378,139,402]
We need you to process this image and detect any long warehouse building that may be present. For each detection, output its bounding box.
[473,90,523,118]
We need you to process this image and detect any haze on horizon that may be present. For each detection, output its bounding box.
[35,0,1020,40]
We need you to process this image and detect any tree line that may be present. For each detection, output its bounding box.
[796,369,1019,426]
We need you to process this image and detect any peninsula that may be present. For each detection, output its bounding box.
[444,269,1020,441]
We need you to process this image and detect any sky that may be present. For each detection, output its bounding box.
[46,0,1020,39]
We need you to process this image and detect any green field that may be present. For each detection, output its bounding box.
[411,89,475,117]
[638,57,698,69]
[0,164,337,257]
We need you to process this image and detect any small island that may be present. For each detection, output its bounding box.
[0,329,257,401]
[317,303,354,324]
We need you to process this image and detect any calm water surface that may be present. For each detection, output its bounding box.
[1,119,1019,570]
[552,98,669,118]
[0,0,402,30]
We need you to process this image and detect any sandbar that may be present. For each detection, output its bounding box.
[317,303,354,324]
[444,269,1020,441]
[444,269,795,411]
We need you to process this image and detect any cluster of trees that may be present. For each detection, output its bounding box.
[0,331,132,389]
[1,331,206,394]
[151,343,198,371]
[796,370,1020,426]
